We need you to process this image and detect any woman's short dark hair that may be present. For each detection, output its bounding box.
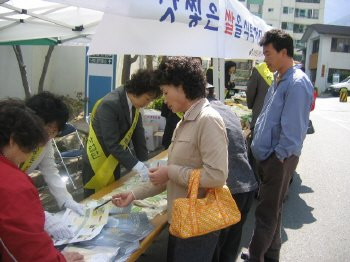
[154,56,206,100]
[0,99,48,153]
[125,69,162,98]
[225,61,237,85]
[225,61,236,75]
[259,29,294,58]
[25,91,69,132]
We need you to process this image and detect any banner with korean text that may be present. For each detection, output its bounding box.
[86,0,272,59]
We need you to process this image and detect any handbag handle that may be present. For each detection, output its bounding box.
[187,169,201,234]
[211,188,231,224]
[187,169,201,200]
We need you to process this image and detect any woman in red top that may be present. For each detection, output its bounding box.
[0,99,84,262]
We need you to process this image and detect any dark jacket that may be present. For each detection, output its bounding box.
[210,100,257,194]
[246,67,270,129]
[82,87,148,185]
[160,102,180,149]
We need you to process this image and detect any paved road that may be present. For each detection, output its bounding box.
[237,96,350,261]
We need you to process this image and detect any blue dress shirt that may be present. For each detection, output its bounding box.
[251,66,314,162]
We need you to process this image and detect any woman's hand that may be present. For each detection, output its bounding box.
[149,166,169,186]
[111,192,134,207]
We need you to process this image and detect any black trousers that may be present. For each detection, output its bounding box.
[168,228,220,262]
[248,153,299,262]
[212,190,255,262]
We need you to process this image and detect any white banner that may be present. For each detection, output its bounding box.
[86,0,271,59]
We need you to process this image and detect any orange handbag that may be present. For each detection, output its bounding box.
[169,169,241,239]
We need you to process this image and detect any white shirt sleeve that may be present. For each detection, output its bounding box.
[35,141,73,208]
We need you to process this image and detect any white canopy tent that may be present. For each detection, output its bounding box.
[0,0,102,44]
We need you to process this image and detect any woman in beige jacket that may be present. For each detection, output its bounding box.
[112,57,228,262]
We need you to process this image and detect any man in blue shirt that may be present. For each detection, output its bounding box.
[245,29,314,262]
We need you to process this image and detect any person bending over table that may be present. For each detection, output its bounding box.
[24,92,84,241]
[82,69,162,198]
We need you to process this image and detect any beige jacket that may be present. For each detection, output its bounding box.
[133,99,228,223]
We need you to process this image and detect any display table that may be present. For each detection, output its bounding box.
[83,150,168,262]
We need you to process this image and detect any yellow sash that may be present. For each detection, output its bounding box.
[256,62,273,86]
[176,112,184,119]
[20,146,44,172]
[84,98,140,191]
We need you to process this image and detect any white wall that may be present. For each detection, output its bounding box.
[305,30,350,92]
[317,35,350,91]
[0,46,34,98]
[0,45,86,99]
[47,46,86,98]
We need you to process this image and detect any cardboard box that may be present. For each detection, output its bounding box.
[142,109,166,131]
[144,124,162,152]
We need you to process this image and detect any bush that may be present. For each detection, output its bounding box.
[147,97,163,111]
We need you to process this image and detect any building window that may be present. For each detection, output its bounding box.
[295,8,319,19]
[268,8,274,12]
[327,68,350,83]
[248,4,260,14]
[307,9,319,19]
[331,38,350,53]
[293,24,305,33]
[312,39,319,53]
[295,9,306,18]
[283,7,294,14]
[295,40,305,49]
[296,0,320,3]
[281,22,293,31]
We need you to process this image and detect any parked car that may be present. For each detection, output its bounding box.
[328,76,350,96]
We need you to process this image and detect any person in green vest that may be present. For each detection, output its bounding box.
[82,69,162,198]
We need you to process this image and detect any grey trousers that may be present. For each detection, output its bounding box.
[248,153,299,262]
